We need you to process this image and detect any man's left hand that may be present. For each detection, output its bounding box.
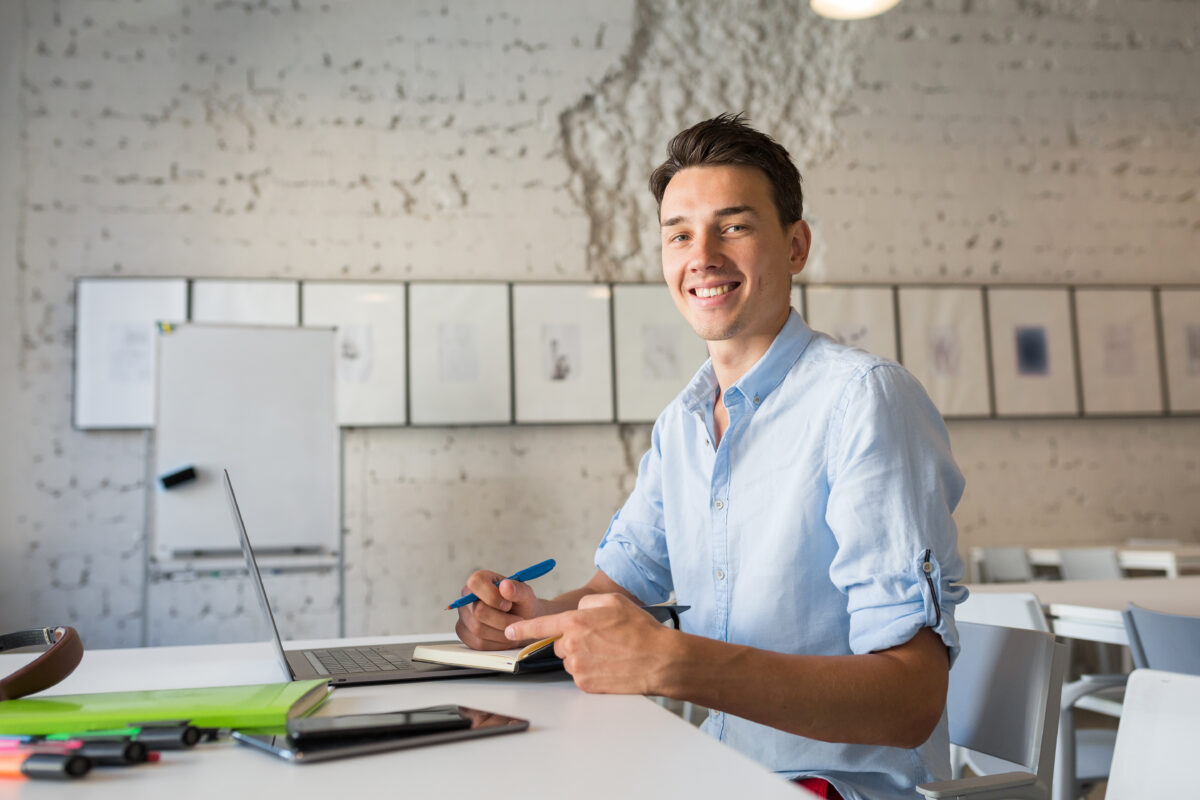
[505,593,672,695]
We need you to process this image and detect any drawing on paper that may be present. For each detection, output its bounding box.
[108,322,153,383]
[1187,325,1200,376]
[542,323,579,382]
[642,324,681,380]
[927,325,961,377]
[337,323,374,383]
[1102,324,1135,376]
[439,323,478,382]
[831,323,869,348]
[1015,326,1049,376]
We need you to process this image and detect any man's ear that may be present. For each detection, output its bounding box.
[788,220,812,277]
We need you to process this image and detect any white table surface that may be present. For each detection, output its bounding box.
[0,634,810,799]
[965,575,1200,645]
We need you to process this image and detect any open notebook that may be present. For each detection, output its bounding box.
[412,604,689,675]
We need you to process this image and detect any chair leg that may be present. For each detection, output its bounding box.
[1054,701,1076,800]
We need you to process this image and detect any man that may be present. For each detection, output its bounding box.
[456,114,966,800]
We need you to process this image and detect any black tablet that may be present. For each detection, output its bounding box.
[232,706,529,763]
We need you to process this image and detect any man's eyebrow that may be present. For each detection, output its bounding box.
[660,205,760,228]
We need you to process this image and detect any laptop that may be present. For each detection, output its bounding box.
[224,469,490,685]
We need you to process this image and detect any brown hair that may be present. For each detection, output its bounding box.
[648,113,803,226]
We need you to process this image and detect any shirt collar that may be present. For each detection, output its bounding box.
[681,309,815,414]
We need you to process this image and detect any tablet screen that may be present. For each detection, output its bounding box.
[233,706,529,763]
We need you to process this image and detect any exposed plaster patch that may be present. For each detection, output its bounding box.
[560,0,866,282]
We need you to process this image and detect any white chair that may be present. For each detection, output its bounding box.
[917,621,1068,800]
[975,546,1036,583]
[1104,669,1200,799]
[954,593,1123,800]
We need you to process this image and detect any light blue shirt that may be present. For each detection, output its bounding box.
[595,310,967,800]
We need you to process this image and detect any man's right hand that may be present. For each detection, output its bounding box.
[454,569,548,650]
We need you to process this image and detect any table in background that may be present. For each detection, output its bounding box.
[0,634,810,800]
[966,575,1200,645]
[1027,545,1200,578]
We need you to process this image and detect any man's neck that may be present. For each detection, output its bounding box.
[707,314,789,392]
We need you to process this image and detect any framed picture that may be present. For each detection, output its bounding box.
[301,281,407,426]
[73,277,188,429]
[408,283,511,425]
[612,284,710,423]
[1159,288,1200,414]
[897,287,991,417]
[191,279,299,325]
[987,288,1078,417]
[512,284,614,424]
[804,285,897,361]
[1075,288,1163,416]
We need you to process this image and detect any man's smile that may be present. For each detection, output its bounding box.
[689,281,742,302]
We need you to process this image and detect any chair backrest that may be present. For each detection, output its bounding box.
[946,622,1067,793]
[1105,669,1200,799]
[977,546,1035,583]
[954,591,1049,633]
[1122,603,1200,674]
[1057,547,1122,580]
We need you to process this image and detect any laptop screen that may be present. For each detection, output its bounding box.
[224,469,294,680]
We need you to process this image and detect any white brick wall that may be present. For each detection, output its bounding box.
[1,0,1197,647]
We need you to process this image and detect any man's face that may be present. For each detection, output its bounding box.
[659,165,809,348]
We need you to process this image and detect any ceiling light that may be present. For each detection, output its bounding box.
[810,0,903,21]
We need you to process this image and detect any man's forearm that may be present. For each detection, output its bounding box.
[652,627,949,749]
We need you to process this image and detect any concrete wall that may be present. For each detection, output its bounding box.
[2,0,1197,648]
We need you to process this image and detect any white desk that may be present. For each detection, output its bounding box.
[1026,545,1200,578]
[0,634,810,799]
[966,575,1200,645]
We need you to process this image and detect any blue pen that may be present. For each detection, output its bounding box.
[447,558,556,610]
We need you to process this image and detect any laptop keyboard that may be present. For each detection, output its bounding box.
[303,646,414,676]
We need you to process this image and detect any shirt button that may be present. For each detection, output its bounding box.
[713,499,724,510]
[716,569,725,580]
[923,562,934,574]
[753,395,762,405]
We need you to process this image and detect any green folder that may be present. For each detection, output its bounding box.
[0,679,330,735]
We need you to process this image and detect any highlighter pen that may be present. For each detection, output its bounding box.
[0,751,92,780]
[47,724,198,750]
[447,558,557,610]
[0,739,147,766]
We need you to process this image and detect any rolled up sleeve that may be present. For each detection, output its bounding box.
[824,364,968,666]
[594,422,674,605]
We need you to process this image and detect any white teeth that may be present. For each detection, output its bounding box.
[695,285,732,298]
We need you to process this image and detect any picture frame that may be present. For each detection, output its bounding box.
[512,284,614,424]
[73,277,188,429]
[1075,288,1163,416]
[804,285,897,361]
[191,279,299,325]
[897,287,991,417]
[986,287,1079,417]
[301,281,408,426]
[408,283,511,425]
[1159,288,1200,414]
[612,284,710,423]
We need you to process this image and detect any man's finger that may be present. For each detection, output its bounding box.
[465,570,509,610]
[506,610,571,643]
[497,578,536,605]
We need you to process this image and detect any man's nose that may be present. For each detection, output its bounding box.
[688,230,722,271]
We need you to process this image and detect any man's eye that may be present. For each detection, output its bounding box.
[725,224,747,234]
[669,233,690,243]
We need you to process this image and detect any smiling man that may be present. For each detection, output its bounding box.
[455,114,967,800]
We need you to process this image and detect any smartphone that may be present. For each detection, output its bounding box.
[286,705,471,741]
[234,706,529,763]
